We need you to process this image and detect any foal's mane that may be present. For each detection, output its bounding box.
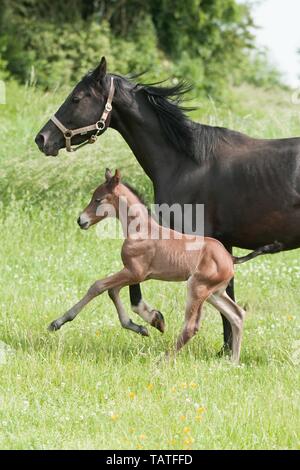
[109,72,228,164]
[122,181,151,214]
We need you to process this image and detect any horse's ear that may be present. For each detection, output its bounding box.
[105,168,112,181]
[93,56,107,82]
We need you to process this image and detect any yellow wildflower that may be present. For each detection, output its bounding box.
[189,382,198,389]
[168,438,177,446]
[183,426,191,434]
[196,406,205,414]
[183,436,194,447]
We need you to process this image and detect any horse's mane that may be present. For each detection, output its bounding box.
[83,70,230,164]
[111,73,229,164]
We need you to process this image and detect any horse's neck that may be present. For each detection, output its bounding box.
[110,92,181,183]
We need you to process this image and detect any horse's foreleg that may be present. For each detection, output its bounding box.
[129,284,165,333]
[48,269,136,331]
[108,287,149,336]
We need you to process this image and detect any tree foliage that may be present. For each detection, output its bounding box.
[0,0,283,94]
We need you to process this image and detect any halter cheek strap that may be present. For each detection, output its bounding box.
[50,77,115,153]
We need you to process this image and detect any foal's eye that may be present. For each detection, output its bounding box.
[95,198,102,203]
[72,96,80,103]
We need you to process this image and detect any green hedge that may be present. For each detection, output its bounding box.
[0,0,284,95]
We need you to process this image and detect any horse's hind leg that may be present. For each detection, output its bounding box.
[108,287,149,336]
[219,245,234,354]
[208,290,245,363]
[130,284,165,333]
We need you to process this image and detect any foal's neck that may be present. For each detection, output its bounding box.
[116,185,156,239]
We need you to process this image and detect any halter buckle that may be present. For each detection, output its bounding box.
[64,130,73,138]
[96,120,106,131]
[105,103,112,112]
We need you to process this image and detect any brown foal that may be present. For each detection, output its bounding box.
[49,169,282,362]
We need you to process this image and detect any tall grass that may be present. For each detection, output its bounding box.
[0,80,299,449]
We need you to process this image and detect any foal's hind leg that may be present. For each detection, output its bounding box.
[130,284,165,333]
[108,287,149,336]
[208,290,245,363]
[168,278,210,356]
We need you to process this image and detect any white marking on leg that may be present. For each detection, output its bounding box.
[132,300,154,323]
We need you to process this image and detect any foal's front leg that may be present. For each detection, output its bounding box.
[108,287,149,336]
[48,269,138,332]
[130,284,165,333]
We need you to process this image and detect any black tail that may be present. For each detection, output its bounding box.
[232,241,283,265]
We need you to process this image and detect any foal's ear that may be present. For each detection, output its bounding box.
[105,168,112,181]
[114,169,121,184]
[93,56,107,82]
[112,169,121,185]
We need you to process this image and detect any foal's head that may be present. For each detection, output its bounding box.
[77,168,121,230]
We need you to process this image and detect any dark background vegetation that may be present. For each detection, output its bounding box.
[0,0,284,96]
[0,1,299,451]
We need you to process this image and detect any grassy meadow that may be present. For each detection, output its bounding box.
[0,80,299,449]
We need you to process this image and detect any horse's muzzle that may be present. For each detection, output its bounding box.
[77,217,89,230]
[35,132,59,156]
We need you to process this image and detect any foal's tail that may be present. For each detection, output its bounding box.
[232,241,284,265]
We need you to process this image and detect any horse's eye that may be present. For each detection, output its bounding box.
[72,96,80,103]
[95,198,102,203]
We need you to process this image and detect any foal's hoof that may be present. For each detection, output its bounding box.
[48,320,61,332]
[151,310,165,333]
[138,325,149,337]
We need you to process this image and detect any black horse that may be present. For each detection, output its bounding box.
[35,57,299,353]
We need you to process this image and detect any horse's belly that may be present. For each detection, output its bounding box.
[224,210,300,249]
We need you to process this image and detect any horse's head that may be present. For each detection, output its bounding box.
[35,57,114,156]
[77,168,121,230]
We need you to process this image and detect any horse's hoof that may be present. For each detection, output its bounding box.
[216,344,232,358]
[48,320,60,332]
[151,310,165,333]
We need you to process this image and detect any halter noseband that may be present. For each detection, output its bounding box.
[50,77,115,152]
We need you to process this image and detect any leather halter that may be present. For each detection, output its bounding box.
[50,77,115,152]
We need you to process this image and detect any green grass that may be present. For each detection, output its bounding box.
[0,80,299,449]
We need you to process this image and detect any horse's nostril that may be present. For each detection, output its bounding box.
[35,133,45,150]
